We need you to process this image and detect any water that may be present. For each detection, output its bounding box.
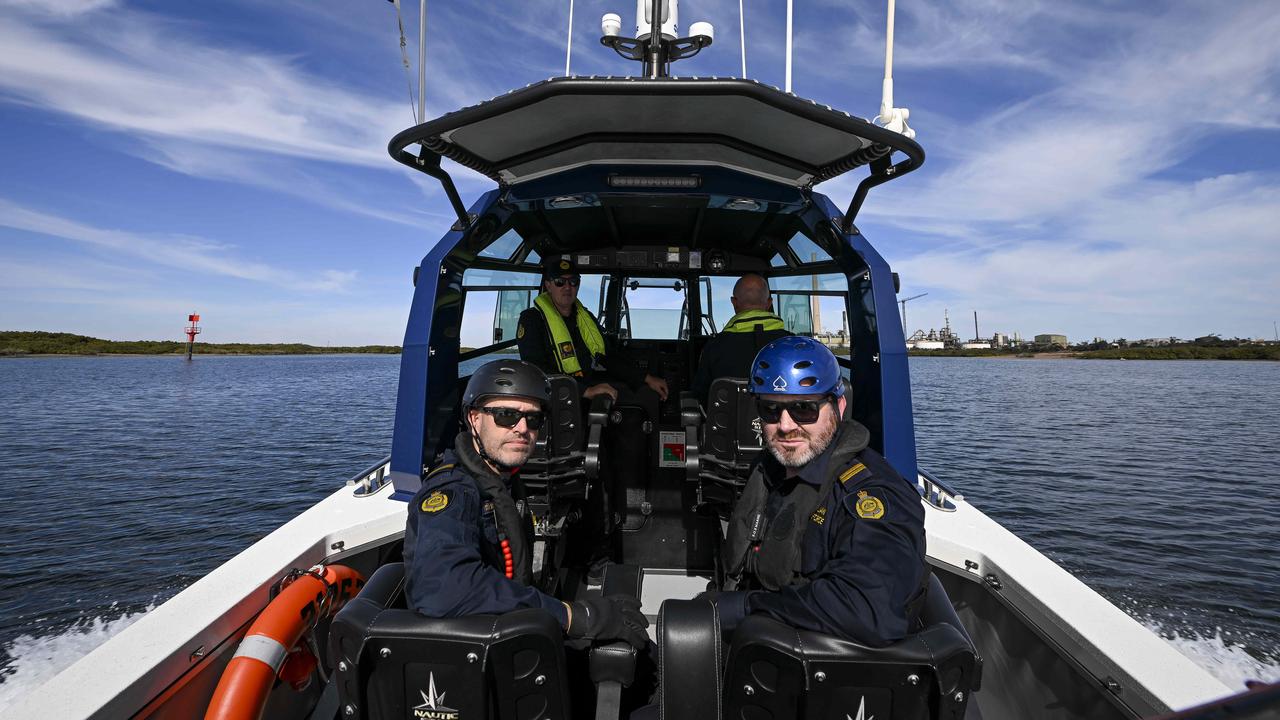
[0,355,1277,706]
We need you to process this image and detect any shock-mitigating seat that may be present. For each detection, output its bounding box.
[329,563,571,720]
[656,573,981,720]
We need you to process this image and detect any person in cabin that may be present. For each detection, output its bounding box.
[403,359,649,649]
[705,337,928,646]
[516,256,668,412]
[690,273,790,402]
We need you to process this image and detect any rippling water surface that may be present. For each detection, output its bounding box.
[0,354,1276,702]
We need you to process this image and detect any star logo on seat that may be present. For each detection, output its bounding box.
[413,672,459,718]
[846,696,874,720]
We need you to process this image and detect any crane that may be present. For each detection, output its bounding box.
[898,292,927,333]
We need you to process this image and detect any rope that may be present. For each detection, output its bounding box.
[391,0,418,124]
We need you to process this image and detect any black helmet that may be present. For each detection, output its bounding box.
[462,359,552,410]
[541,255,580,280]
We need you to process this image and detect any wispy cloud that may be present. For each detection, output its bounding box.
[0,0,117,17]
[0,10,402,167]
[825,3,1280,339]
[0,199,356,293]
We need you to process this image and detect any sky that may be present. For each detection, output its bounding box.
[0,0,1277,346]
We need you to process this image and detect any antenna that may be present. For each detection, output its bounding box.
[785,0,793,92]
[600,1,714,77]
[738,0,746,77]
[566,0,575,75]
[898,292,927,332]
[876,0,914,138]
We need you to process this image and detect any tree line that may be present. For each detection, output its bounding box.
[0,331,401,356]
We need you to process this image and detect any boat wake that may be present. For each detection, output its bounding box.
[0,603,154,711]
[1141,620,1280,690]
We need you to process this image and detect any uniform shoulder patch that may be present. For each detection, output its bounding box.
[517,323,526,339]
[421,489,451,513]
[853,489,885,520]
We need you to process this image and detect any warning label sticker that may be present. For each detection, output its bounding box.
[658,430,686,468]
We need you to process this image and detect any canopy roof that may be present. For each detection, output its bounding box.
[389,77,923,189]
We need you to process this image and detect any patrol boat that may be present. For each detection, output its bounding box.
[9,1,1273,719]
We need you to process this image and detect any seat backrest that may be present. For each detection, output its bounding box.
[704,377,762,464]
[330,563,572,720]
[541,373,584,457]
[722,574,979,720]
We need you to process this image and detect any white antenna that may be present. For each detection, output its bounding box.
[738,0,746,77]
[417,0,426,125]
[565,0,575,75]
[784,0,793,92]
[876,0,914,138]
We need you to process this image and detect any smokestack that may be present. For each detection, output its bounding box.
[973,310,979,342]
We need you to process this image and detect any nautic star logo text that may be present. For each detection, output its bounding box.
[413,672,460,720]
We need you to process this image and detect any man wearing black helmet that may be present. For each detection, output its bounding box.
[707,337,928,647]
[403,359,649,649]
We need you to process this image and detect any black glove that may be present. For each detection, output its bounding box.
[565,595,649,649]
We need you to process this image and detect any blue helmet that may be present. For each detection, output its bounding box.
[748,337,845,398]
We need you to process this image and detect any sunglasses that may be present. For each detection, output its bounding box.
[475,406,546,430]
[755,398,832,425]
[549,276,581,288]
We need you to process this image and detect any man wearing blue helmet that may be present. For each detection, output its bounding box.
[709,337,928,646]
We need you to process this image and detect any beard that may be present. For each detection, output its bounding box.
[765,420,839,468]
[479,431,535,469]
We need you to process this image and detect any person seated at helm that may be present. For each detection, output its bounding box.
[703,338,927,646]
[517,256,668,413]
[403,359,648,650]
[690,273,790,403]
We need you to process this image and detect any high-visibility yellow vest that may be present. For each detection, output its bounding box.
[723,309,785,333]
[532,293,606,376]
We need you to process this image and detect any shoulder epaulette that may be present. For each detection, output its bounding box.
[424,463,456,481]
[838,462,869,484]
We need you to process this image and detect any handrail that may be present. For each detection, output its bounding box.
[347,455,393,497]
[918,467,961,512]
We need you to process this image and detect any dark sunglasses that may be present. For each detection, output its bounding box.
[475,406,546,430]
[549,276,581,288]
[755,398,832,425]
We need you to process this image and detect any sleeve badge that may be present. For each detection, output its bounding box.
[517,323,526,339]
[854,489,885,520]
[421,490,450,513]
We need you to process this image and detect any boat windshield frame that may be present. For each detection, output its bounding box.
[385,169,917,500]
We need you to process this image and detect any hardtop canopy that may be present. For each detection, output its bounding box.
[389,77,924,231]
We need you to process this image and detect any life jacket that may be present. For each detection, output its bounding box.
[532,293,606,376]
[722,309,787,355]
[722,421,869,591]
[448,433,535,585]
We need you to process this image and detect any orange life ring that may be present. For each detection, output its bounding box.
[205,563,365,720]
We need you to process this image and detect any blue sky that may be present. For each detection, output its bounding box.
[0,0,1277,345]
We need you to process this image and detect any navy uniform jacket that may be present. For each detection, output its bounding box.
[403,443,569,627]
[722,426,927,646]
[516,305,645,394]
